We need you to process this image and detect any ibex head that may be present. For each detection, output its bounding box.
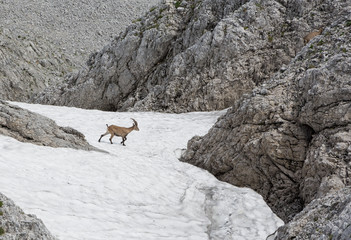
[131,118,139,131]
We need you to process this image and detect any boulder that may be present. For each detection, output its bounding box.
[0,100,101,151]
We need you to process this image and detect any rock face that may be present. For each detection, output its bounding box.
[0,0,160,102]
[181,4,351,228]
[0,192,57,240]
[0,100,100,151]
[35,0,340,112]
[276,187,351,239]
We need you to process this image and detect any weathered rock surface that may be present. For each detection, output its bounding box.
[0,100,101,151]
[0,0,160,102]
[0,27,76,102]
[181,4,351,226]
[276,187,351,239]
[0,192,57,240]
[35,0,343,112]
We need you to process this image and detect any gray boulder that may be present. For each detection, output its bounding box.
[35,0,343,112]
[0,192,57,240]
[0,100,101,151]
[181,6,351,225]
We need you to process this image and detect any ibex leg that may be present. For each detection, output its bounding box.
[98,131,109,142]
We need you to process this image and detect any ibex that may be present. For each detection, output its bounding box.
[304,27,323,45]
[98,118,139,146]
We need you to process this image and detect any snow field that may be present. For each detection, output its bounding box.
[0,102,283,239]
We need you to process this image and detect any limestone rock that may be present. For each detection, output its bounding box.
[0,27,76,102]
[0,0,160,103]
[0,192,57,240]
[0,100,101,151]
[35,0,342,112]
[181,6,351,223]
[275,187,351,239]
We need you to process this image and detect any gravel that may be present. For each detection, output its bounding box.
[0,0,160,66]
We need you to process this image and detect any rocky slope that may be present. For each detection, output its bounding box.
[34,0,348,113]
[0,27,76,102]
[181,1,351,235]
[0,0,160,66]
[0,192,57,240]
[0,101,101,151]
[0,0,160,102]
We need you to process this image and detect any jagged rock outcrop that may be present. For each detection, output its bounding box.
[0,0,160,102]
[34,0,341,112]
[0,100,101,151]
[0,192,57,240]
[181,4,351,229]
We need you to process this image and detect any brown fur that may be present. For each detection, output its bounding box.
[98,118,139,146]
[304,27,323,45]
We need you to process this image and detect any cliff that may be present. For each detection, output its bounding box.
[181,2,351,238]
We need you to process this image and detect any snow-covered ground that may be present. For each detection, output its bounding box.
[0,102,283,240]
